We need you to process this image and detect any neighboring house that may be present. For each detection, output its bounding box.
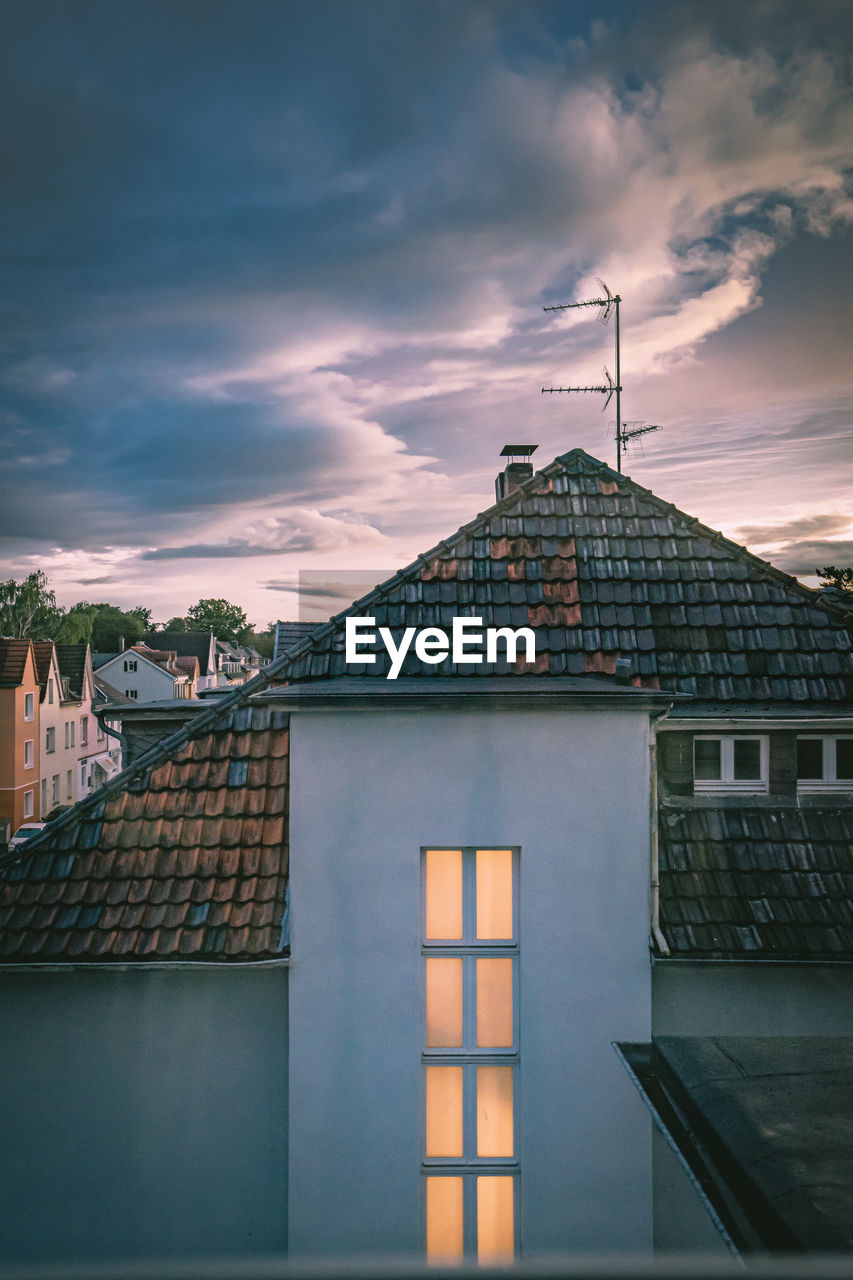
[143,631,218,691]
[94,644,196,702]
[32,640,77,814]
[0,447,850,1267]
[56,645,122,797]
[0,639,41,843]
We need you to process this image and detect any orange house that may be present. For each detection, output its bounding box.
[0,639,41,844]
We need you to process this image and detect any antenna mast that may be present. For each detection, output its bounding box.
[542,280,628,471]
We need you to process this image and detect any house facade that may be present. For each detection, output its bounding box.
[95,644,196,702]
[0,639,41,842]
[0,448,850,1265]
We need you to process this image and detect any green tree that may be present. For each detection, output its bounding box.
[55,603,99,645]
[0,570,62,639]
[89,604,148,653]
[163,615,189,632]
[186,598,248,643]
[817,566,853,592]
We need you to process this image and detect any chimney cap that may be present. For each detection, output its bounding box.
[500,443,538,458]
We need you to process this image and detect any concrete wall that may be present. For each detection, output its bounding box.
[653,962,853,1036]
[0,966,288,1265]
[287,701,655,1259]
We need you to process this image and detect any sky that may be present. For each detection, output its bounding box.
[1,0,851,627]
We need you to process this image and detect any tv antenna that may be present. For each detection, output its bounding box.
[541,279,629,471]
[618,421,661,455]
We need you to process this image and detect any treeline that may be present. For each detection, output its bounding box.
[0,571,276,658]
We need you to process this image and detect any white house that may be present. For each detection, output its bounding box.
[0,447,850,1266]
[94,644,196,702]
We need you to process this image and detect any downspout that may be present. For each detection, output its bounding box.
[650,712,670,957]
[93,705,129,765]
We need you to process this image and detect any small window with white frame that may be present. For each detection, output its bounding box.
[24,692,34,721]
[23,790,34,819]
[693,735,768,793]
[24,739,34,769]
[797,736,853,791]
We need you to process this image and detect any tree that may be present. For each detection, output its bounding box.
[55,603,99,645]
[89,604,148,653]
[163,615,189,632]
[817,566,853,592]
[0,571,62,639]
[186,598,248,644]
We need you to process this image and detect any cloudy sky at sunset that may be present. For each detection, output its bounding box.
[1,0,851,626]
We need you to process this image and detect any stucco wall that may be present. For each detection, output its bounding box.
[652,962,853,1036]
[0,966,288,1264]
[287,701,655,1259]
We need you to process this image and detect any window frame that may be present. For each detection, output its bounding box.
[796,735,853,791]
[24,739,34,769]
[421,846,521,1263]
[45,726,55,754]
[24,692,34,721]
[23,790,34,819]
[693,734,768,794]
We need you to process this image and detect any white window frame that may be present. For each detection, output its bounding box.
[45,726,55,754]
[693,735,768,794]
[51,775,59,805]
[24,739,34,769]
[23,790,34,819]
[24,692,34,721]
[421,847,520,1262]
[125,689,138,700]
[80,715,88,746]
[796,736,853,792]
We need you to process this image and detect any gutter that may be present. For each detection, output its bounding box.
[649,712,670,957]
[0,957,291,972]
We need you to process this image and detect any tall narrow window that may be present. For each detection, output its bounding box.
[422,847,519,1264]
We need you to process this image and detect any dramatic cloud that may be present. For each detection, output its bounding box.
[0,1,851,621]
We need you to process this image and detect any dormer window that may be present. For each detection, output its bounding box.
[797,737,853,791]
[693,735,768,793]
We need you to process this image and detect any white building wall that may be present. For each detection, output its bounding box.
[96,654,176,703]
[287,701,655,1259]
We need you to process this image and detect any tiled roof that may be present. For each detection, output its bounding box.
[0,703,289,962]
[274,621,323,661]
[0,638,32,686]
[55,644,88,698]
[31,640,55,690]
[1,447,850,966]
[270,450,852,703]
[659,807,853,959]
[143,632,216,676]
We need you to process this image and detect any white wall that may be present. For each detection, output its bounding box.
[287,701,655,1259]
[97,653,175,703]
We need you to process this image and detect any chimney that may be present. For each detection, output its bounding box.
[496,444,538,503]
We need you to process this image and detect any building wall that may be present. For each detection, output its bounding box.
[0,654,40,838]
[0,966,288,1264]
[96,654,175,703]
[288,701,655,1259]
[652,961,853,1036]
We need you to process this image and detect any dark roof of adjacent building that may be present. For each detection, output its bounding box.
[0,638,34,687]
[0,447,850,964]
[628,1037,853,1251]
[658,806,853,960]
[54,644,89,699]
[31,640,56,690]
[274,620,324,661]
[143,632,216,676]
